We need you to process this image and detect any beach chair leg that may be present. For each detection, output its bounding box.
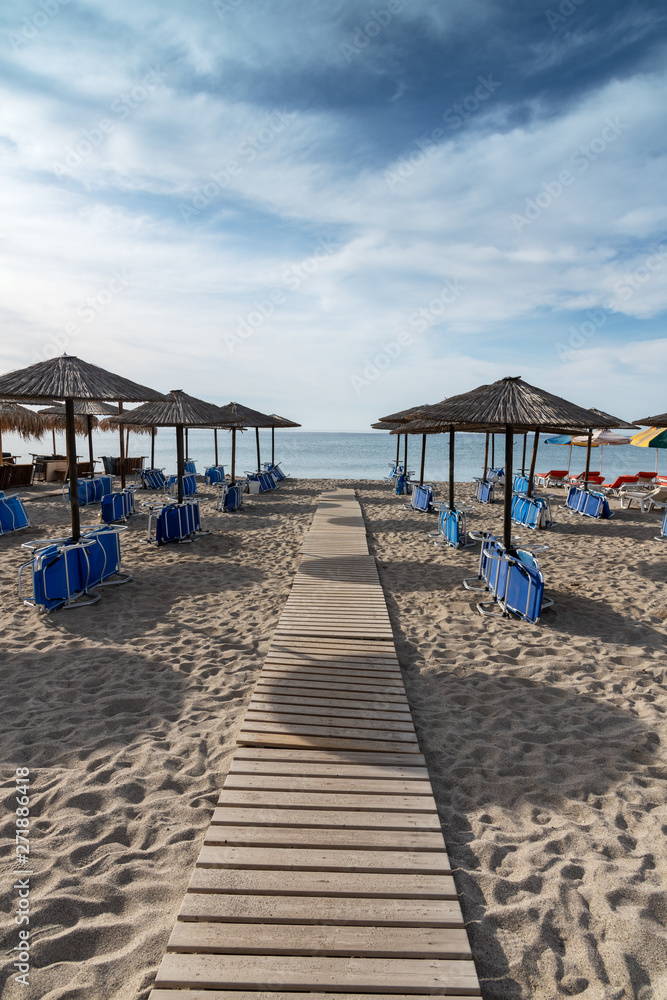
[476,599,507,618]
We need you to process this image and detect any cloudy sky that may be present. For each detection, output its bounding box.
[1,0,666,428]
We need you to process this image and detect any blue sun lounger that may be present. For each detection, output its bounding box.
[0,492,30,535]
[463,533,552,623]
[264,462,287,481]
[463,532,509,597]
[564,485,612,519]
[475,480,495,504]
[385,462,404,483]
[656,508,667,541]
[168,473,198,498]
[511,493,555,530]
[430,504,475,549]
[65,476,113,506]
[145,500,207,545]
[405,483,434,512]
[140,468,167,490]
[183,460,197,475]
[513,474,531,494]
[101,488,136,524]
[205,465,226,485]
[19,525,131,612]
[246,472,277,493]
[215,483,244,512]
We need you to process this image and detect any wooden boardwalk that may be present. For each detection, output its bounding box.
[150,490,481,998]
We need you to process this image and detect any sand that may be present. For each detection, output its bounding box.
[1,477,666,1000]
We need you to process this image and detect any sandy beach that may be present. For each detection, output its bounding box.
[1,477,666,1000]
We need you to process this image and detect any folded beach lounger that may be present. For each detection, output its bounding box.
[183,460,197,475]
[216,483,244,512]
[263,462,288,482]
[656,508,667,541]
[395,472,414,495]
[511,493,554,530]
[140,468,167,490]
[65,475,113,506]
[513,474,531,494]
[534,470,569,487]
[404,483,434,512]
[19,526,131,612]
[384,462,404,483]
[145,500,205,545]
[245,472,276,494]
[564,485,612,519]
[101,488,136,524]
[205,465,226,485]
[0,492,30,534]
[475,479,495,504]
[463,532,509,598]
[478,548,553,623]
[487,467,505,485]
[430,504,475,549]
[168,473,198,498]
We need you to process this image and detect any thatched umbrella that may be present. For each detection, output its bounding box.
[114,390,224,503]
[267,414,301,466]
[407,377,622,549]
[634,411,667,427]
[0,402,44,467]
[215,402,277,483]
[377,404,437,482]
[0,355,164,541]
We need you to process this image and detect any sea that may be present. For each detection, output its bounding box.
[5,428,664,482]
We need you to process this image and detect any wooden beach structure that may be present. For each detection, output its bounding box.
[150,489,481,998]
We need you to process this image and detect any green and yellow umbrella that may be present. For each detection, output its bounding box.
[630,426,667,473]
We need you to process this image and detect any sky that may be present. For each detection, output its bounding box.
[1,0,666,429]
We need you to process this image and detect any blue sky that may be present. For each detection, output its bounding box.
[1,0,666,428]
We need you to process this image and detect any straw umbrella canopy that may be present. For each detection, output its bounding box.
[0,354,164,541]
[215,402,278,483]
[406,376,623,549]
[0,402,44,467]
[376,404,437,479]
[113,390,225,504]
[634,411,667,427]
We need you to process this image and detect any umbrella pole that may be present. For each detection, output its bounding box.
[483,433,489,480]
[521,433,527,475]
[403,434,408,474]
[176,424,184,504]
[214,429,219,467]
[503,426,514,552]
[419,433,426,487]
[118,402,126,488]
[449,425,455,510]
[568,442,572,473]
[151,427,156,469]
[527,430,539,498]
[272,427,275,467]
[491,434,495,468]
[584,429,592,490]
[395,434,400,466]
[185,427,189,461]
[65,399,81,543]
[52,428,56,455]
[0,426,3,466]
[231,428,236,485]
[256,427,261,474]
[87,415,95,478]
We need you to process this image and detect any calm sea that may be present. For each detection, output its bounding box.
[6,428,664,482]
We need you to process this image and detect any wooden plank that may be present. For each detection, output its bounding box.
[238,722,418,744]
[211,807,440,830]
[256,680,409,702]
[236,732,421,754]
[197,844,450,874]
[204,826,446,853]
[153,954,481,994]
[245,702,412,723]
[218,790,434,812]
[232,748,426,766]
[167,921,472,959]
[229,759,427,777]
[223,776,431,795]
[150,992,476,1000]
[259,671,405,688]
[177,892,463,926]
[243,713,416,735]
[188,867,458,898]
